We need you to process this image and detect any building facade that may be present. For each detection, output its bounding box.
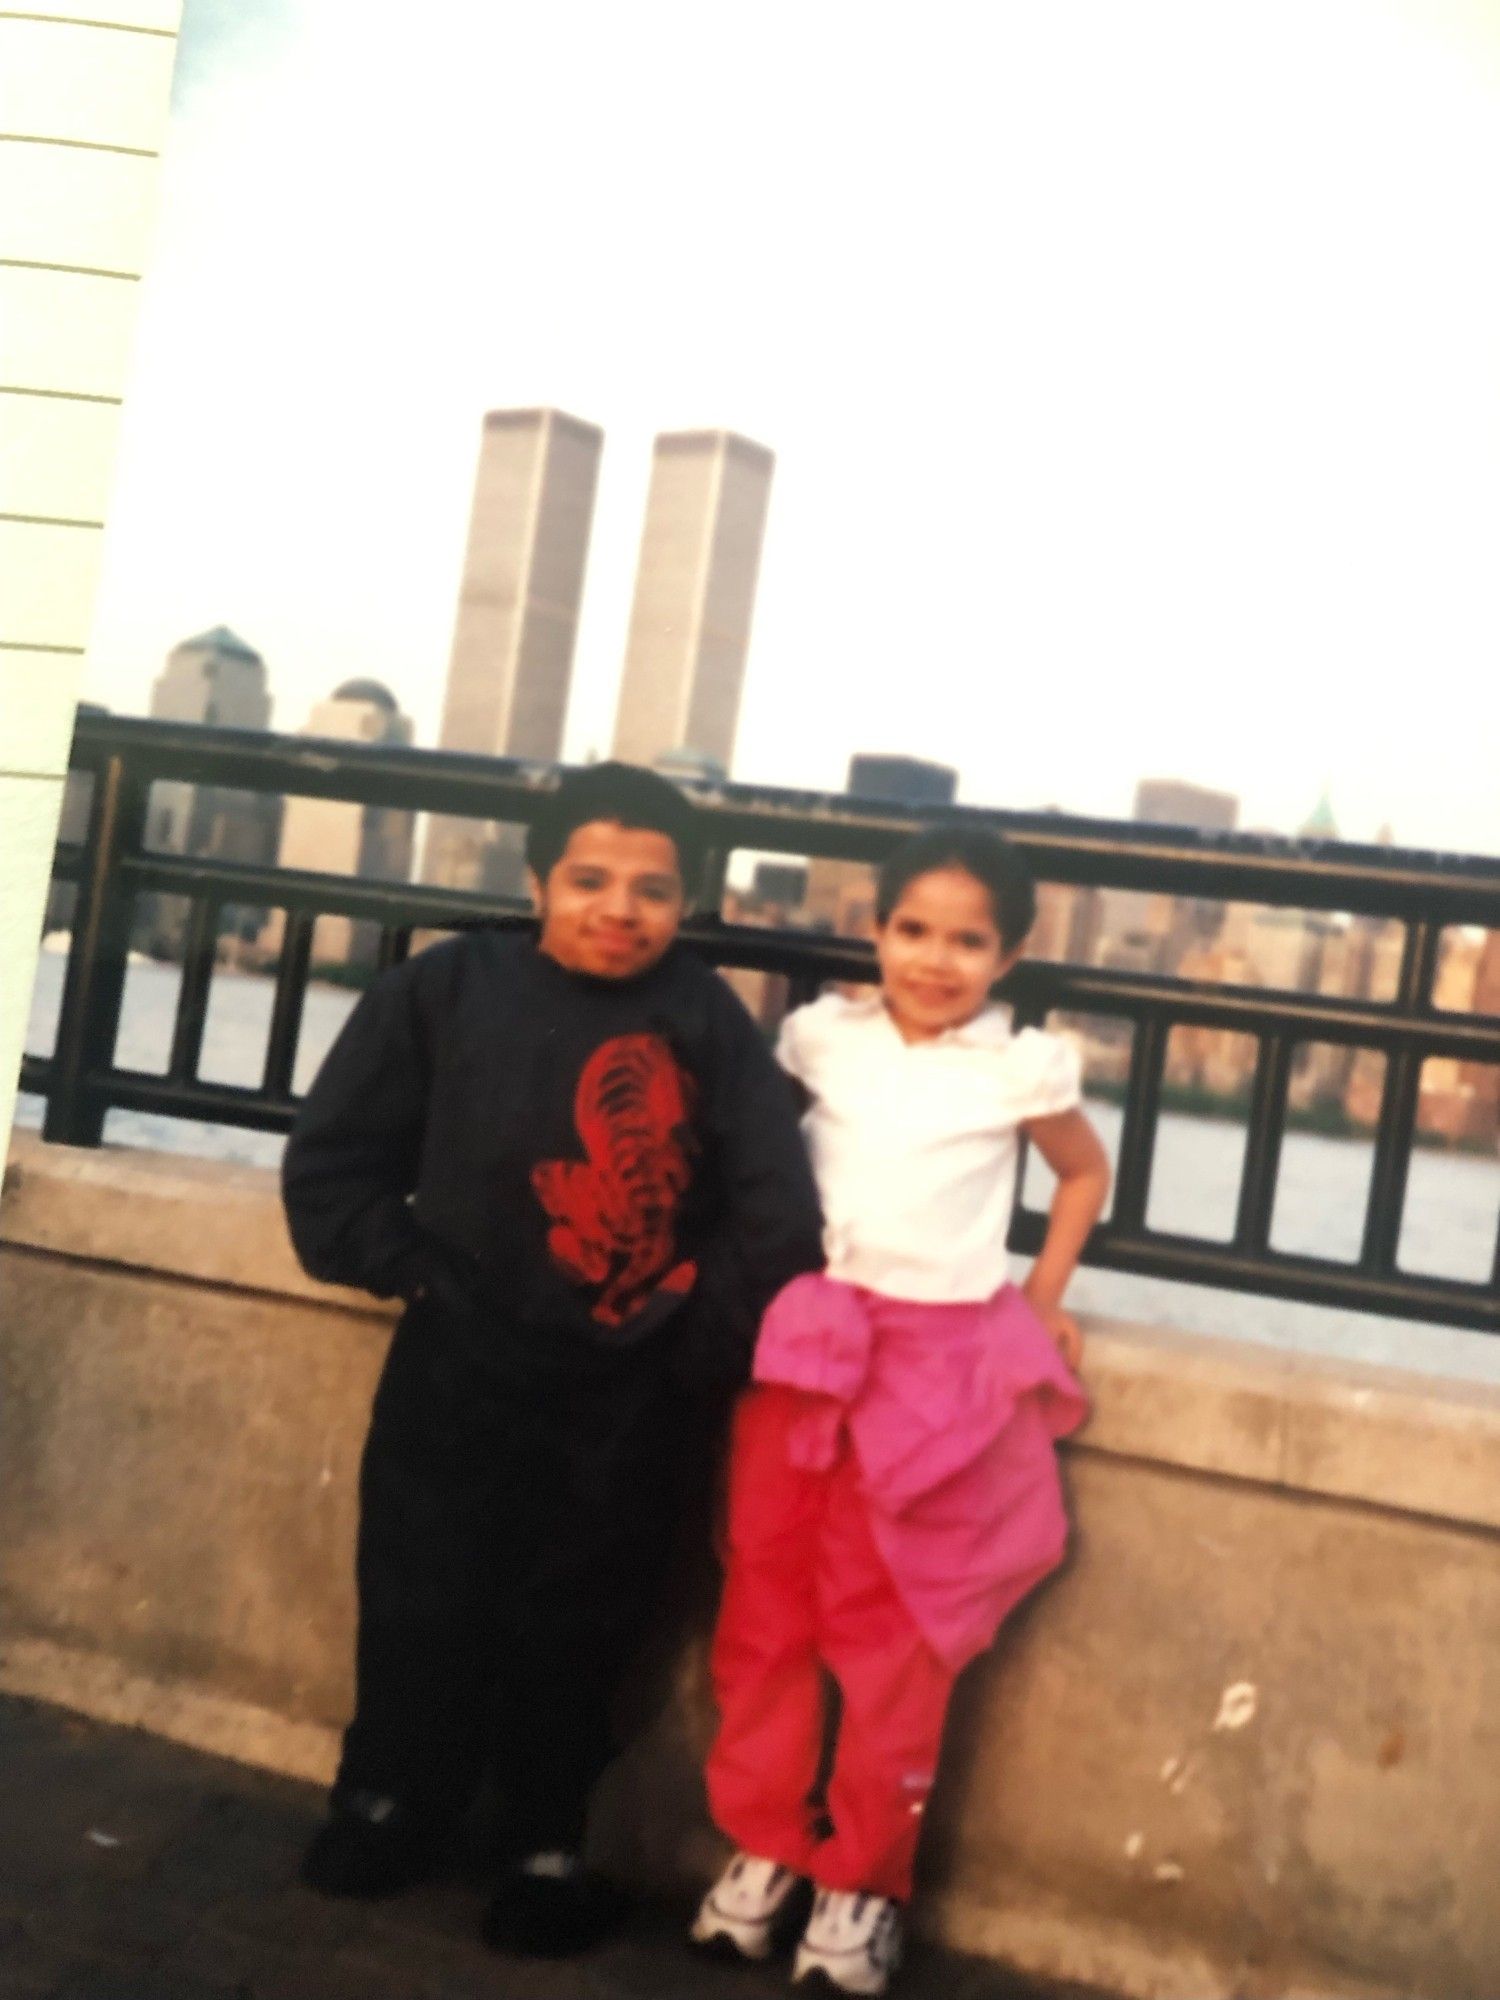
[0,0,184,1161]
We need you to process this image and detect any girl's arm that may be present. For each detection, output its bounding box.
[1017,1107,1111,1369]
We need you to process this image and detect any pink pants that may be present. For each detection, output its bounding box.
[706,1384,959,1901]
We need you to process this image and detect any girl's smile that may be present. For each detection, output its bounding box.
[874,866,1021,1044]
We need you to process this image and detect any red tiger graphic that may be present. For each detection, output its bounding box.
[531,1033,699,1328]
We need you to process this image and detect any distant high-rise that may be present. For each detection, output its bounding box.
[802,756,959,935]
[1132,778,1239,834]
[611,430,774,774]
[261,681,415,967]
[148,625,273,850]
[144,627,280,951]
[845,754,957,809]
[424,408,603,894]
[150,624,271,730]
[1097,777,1242,976]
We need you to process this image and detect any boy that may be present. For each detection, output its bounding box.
[282,762,822,1955]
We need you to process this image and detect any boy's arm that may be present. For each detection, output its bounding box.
[281,961,451,1302]
[1018,1107,1111,1369]
[686,990,824,1391]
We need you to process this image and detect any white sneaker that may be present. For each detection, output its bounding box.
[690,1850,802,1960]
[792,1888,902,1995]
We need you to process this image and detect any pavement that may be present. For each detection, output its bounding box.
[0,1695,1113,2000]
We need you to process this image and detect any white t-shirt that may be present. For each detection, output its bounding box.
[776,990,1082,1304]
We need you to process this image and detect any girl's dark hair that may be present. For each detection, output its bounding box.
[875,824,1036,950]
[525,760,703,883]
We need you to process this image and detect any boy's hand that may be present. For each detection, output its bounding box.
[390,1236,487,1322]
[1024,1292,1084,1372]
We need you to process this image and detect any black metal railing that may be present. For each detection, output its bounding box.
[20,711,1500,1333]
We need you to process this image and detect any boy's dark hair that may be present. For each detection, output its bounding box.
[875,823,1037,950]
[525,760,703,884]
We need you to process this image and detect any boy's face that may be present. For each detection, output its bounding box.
[529,819,685,979]
[874,865,1020,1043]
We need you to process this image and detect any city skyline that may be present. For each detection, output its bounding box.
[129,619,1438,856]
[71,0,1500,859]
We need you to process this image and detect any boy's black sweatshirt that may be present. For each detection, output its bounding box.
[282,931,823,1389]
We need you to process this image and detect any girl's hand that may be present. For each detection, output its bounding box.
[1025,1293,1084,1372]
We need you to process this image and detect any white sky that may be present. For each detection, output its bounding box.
[83,0,1500,855]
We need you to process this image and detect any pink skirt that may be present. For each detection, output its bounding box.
[751,1273,1090,1668]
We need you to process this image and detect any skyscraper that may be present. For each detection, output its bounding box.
[1097,777,1242,976]
[148,625,273,852]
[1132,778,1239,834]
[260,681,416,968]
[423,408,603,894]
[611,430,774,773]
[803,756,959,935]
[845,755,957,809]
[143,627,280,952]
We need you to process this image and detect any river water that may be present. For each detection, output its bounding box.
[17,951,1500,1384]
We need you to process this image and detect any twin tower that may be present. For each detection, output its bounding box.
[423,409,774,896]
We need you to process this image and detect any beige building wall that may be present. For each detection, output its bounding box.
[423,407,602,893]
[611,430,774,772]
[0,1,183,1160]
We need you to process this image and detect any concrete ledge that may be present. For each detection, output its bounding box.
[1079,1315,1500,1534]
[8,1132,1500,1528]
[0,1133,390,1314]
[5,1132,1500,2000]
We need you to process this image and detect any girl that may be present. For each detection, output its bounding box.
[692,825,1111,1995]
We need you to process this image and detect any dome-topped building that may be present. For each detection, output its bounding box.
[260,681,416,970]
[331,677,398,713]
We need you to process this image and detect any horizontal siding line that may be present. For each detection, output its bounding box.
[0,257,140,281]
[0,12,177,36]
[0,385,125,405]
[0,132,159,160]
[0,511,106,528]
[0,640,87,653]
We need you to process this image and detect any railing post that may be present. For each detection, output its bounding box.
[165,897,219,1084]
[1234,1035,1293,1252]
[43,753,149,1146]
[262,911,314,1097]
[1359,921,1440,1274]
[1111,1013,1168,1232]
[696,843,730,916]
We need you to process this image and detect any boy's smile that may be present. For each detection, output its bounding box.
[875,867,1019,1043]
[530,820,685,979]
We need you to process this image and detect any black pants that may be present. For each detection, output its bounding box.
[337,1305,703,1853]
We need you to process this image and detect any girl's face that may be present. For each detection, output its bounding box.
[874,866,1020,1044]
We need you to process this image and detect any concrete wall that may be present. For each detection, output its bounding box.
[4,1130,1500,2000]
[0,2,184,1161]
